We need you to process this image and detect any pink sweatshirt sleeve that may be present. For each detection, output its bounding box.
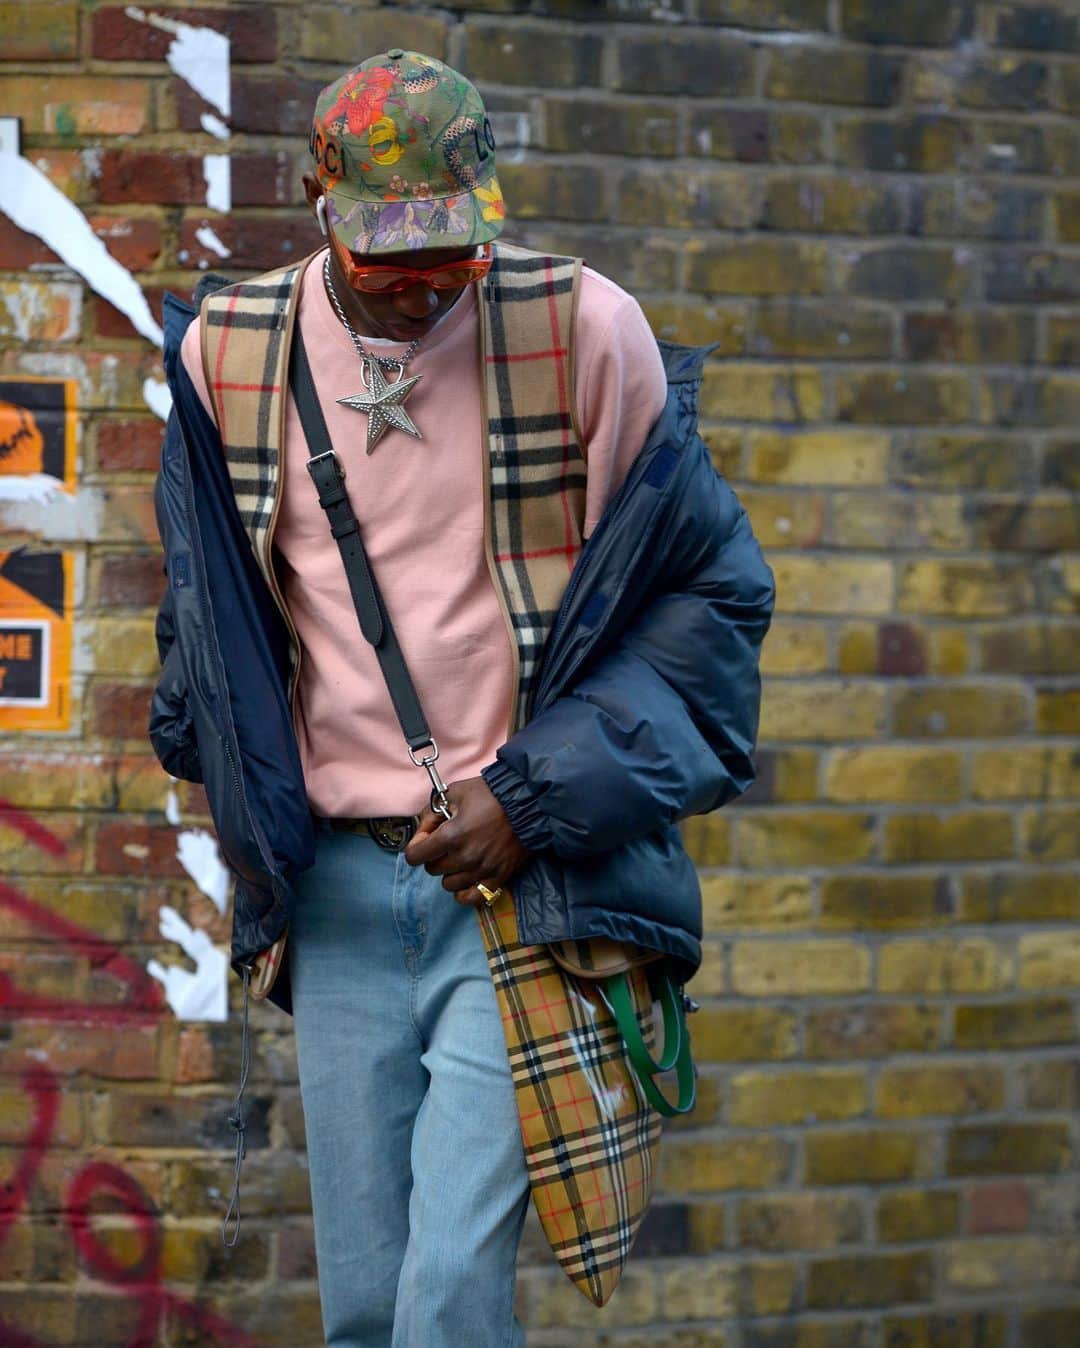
[574,268,668,537]
[179,315,216,422]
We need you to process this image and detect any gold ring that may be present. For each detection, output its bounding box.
[476,883,502,906]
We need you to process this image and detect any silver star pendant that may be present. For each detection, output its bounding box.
[337,358,423,455]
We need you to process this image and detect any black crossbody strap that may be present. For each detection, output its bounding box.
[289,325,433,754]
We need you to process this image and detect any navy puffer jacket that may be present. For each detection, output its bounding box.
[151,283,774,1008]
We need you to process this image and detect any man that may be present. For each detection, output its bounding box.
[151,49,773,1348]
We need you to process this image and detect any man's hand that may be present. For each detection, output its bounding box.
[404,776,529,907]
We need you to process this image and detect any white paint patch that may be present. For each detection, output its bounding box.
[125,5,231,118]
[147,905,228,1022]
[166,779,182,826]
[203,155,231,212]
[0,278,82,341]
[142,376,173,421]
[200,112,229,141]
[0,117,20,156]
[0,152,163,347]
[176,827,231,915]
[0,484,106,540]
[0,474,67,506]
[194,224,231,259]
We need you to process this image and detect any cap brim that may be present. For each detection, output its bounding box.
[325,173,506,256]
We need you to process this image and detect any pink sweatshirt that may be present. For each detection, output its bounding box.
[180,249,667,817]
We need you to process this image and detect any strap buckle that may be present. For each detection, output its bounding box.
[409,740,452,821]
[307,448,344,481]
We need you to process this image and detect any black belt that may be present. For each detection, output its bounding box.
[325,815,421,852]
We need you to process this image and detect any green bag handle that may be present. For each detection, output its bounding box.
[605,968,697,1116]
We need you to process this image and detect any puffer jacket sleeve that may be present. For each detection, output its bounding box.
[148,409,203,784]
[482,472,774,860]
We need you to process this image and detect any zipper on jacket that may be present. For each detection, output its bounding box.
[531,425,674,719]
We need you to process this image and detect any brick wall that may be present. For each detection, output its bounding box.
[0,1,1077,1345]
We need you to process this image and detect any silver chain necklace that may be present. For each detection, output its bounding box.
[323,253,424,455]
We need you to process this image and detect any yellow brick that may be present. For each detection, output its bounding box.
[731,939,870,996]
[884,811,1016,863]
[738,1193,864,1252]
[700,874,815,930]
[746,428,890,485]
[693,1006,798,1063]
[519,1263,658,1328]
[83,619,160,677]
[743,1258,799,1315]
[700,363,826,421]
[0,752,114,810]
[760,683,887,741]
[681,813,731,866]
[1022,806,1080,861]
[961,869,1080,922]
[760,620,830,675]
[741,488,827,548]
[806,1004,943,1060]
[878,939,1013,994]
[972,747,1080,800]
[660,1260,737,1319]
[771,558,894,615]
[1037,689,1080,734]
[728,1069,866,1126]
[747,748,821,803]
[661,1135,791,1192]
[898,560,1034,616]
[875,1066,1006,1119]
[1018,933,1080,989]
[692,941,727,996]
[821,875,953,931]
[805,1130,929,1185]
[829,493,969,551]
[894,685,1030,738]
[735,812,877,867]
[0,76,151,135]
[687,237,829,296]
[824,748,965,803]
[876,1190,962,1243]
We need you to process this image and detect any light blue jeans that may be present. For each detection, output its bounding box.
[289,824,531,1347]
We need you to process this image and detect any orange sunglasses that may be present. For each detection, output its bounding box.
[328,227,492,294]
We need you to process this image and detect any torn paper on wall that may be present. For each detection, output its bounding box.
[0,153,163,347]
[147,905,228,1022]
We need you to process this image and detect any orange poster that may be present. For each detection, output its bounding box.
[0,377,78,731]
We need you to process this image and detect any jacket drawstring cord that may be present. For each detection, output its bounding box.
[221,963,252,1247]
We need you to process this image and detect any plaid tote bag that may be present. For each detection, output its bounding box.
[477,890,664,1307]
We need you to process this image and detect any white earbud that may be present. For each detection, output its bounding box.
[316,195,329,238]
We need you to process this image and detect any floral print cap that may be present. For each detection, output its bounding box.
[309,50,506,255]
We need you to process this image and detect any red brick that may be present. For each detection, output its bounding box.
[93,821,186,879]
[232,153,299,207]
[92,5,277,63]
[88,215,162,272]
[0,1024,159,1080]
[98,554,166,608]
[178,214,316,271]
[0,217,57,269]
[968,1181,1032,1235]
[177,75,323,137]
[89,681,154,741]
[97,419,165,473]
[98,152,207,206]
[96,287,165,341]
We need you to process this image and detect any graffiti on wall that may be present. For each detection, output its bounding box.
[0,799,262,1347]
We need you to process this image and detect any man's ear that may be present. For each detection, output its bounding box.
[301,172,323,215]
